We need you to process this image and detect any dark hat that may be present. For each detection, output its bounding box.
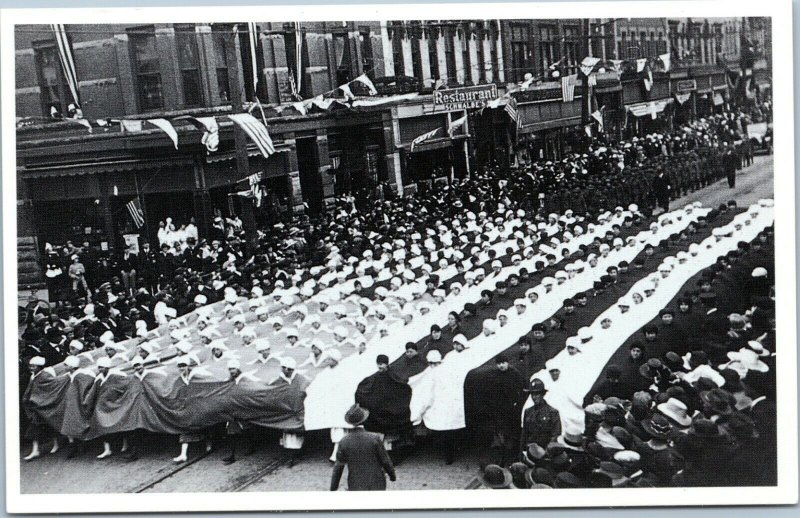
[376,354,389,365]
[508,462,530,489]
[404,342,418,351]
[554,472,582,488]
[479,464,513,489]
[719,368,744,392]
[526,378,547,395]
[725,412,759,440]
[344,404,370,426]
[524,469,553,489]
[700,388,734,416]
[531,323,545,332]
[639,358,664,379]
[523,443,547,467]
[663,351,684,372]
[641,413,674,440]
[688,418,723,439]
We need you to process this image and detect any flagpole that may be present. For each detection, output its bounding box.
[462,108,471,179]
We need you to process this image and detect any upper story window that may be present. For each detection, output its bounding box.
[332,32,353,86]
[34,43,69,117]
[211,25,230,103]
[175,24,202,107]
[129,26,164,111]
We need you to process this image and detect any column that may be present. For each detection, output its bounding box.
[468,33,480,84]
[284,140,305,215]
[453,29,465,84]
[419,32,432,87]
[191,158,211,238]
[494,22,505,82]
[316,130,336,210]
[113,32,138,114]
[387,107,403,194]
[380,22,394,76]
[482,34,494,83]
[196,24,221,107]
[155,25,181,110]
[401,35,414,77]
[437,31,449,85]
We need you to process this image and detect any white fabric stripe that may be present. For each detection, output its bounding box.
[412,208,710,431]
[525,206,775,435]
[228,113,275,159]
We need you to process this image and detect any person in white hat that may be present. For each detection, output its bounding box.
[22,357,59,461]
[270,356,308,466]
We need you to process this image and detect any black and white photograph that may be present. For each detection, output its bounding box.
[3,1,797,512]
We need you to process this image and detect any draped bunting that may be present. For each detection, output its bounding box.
[146,118,179,150]
[626,99,673,119]
[51,24,81,108]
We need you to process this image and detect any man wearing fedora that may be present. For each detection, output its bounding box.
[330,404,396,491]
[520,379,561,454]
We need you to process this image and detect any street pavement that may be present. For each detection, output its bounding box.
[18,154,774,494]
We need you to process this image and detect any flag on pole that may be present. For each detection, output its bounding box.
[247,22,260,97]
[561,74,578,102]
[51,24,81,108]
[228,113,276,159]
[248,171,264,207]
[126,198,145,229]
[579,56,601,77]
[410,128,443,152]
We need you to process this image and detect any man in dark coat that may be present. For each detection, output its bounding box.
[331,404,396,491]
[520,378,561,452]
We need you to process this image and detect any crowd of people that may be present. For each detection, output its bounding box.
[19,106,776,490]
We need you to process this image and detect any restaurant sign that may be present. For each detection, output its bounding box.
[433,84,499,110]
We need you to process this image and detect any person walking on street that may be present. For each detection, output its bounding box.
[330,404,396,491]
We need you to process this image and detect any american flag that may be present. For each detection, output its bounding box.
[561,74,578,102]
[410,128,443,152]
[504,97,521,130]
[228,113,276,160]
[126,198,145,229]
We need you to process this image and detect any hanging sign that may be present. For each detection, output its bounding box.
[433,84,498,110]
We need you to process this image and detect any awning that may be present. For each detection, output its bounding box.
[18,158,193,179]
[626,98,673,119]
[402,137,453,153]
[518,115,582,134]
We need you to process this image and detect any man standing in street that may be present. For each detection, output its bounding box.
[520,379,561,453]
[330,404,396,491]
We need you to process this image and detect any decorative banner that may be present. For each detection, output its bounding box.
[579,56,601,77]
[353,74,378,96]
[433,84,498,111]
[674,93,692,105]
[636,58,648,73]
[339,83,355,102]
[147,118,179,149]
[193,116,219,153]
[658,52,671,73]
[448,114,467,135]
[410,127,443,152]
[626,98,673,119]
[120,120,143,133]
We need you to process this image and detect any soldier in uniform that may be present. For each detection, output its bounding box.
[520,379,561,453]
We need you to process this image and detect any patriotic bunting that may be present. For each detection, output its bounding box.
[51,24,81,108]
[147,118,179,149]
[561,74,578,102]
[410,128,443,152]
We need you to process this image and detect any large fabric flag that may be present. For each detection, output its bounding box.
[228,113,276,159]
[126,198,145,229]
[504,96,519,126]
